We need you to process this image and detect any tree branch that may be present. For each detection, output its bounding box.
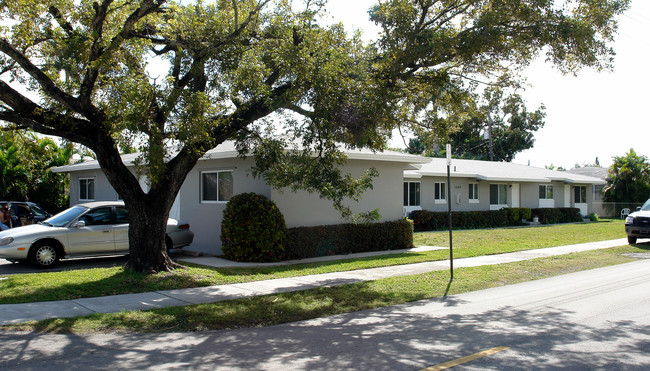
[286,104,314,118]
[48,5,76,37]
[0,38,81,113]
[232,0,239,31]
[0,81,99,147]
[79,0,165,108]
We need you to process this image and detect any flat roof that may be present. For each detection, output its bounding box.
[405,157,606,185]
[52,141,430,173]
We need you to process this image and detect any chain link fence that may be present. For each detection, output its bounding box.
[593,202,645,219]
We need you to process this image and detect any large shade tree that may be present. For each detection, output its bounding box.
[0,0,629,272]
[408,85,546,161]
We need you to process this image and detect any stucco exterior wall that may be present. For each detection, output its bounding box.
[414,177,537,212]
[69,170,121,205]
[409,175,597,218]
[552,181,567,208]
[64,157,415,256]
[519,183,540,209]
[422,178,493,212]
[272,160,407,228]
[178,157,270,254]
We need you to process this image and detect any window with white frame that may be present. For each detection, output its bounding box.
[403,182,421,206]
[489,184,507,205]
[201,171,234,203]
[539,185,554,199]
[574,186,587,203]
[593,185,604,201]
[468,183,479,202]
[79,178,95,201]
[434,182,446,203]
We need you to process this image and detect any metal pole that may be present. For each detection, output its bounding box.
[446,144,453,280]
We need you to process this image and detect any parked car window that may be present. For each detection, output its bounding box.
[30,204,48,217]
[79,207,113,226]
[15,204,32,216]
[43,206,87,227]
[115,207,129,224]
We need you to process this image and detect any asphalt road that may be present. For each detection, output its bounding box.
[1,259,650,370]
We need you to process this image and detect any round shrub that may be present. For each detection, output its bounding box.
[220,193,287,262]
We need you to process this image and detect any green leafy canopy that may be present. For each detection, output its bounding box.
[0,0,630,272]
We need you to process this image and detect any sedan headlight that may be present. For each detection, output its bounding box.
[0,237,14,246]
[626,216,635,224]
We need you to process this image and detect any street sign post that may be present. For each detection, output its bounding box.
[446,144,453,280]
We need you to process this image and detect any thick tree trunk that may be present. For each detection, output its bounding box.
[123,202,181,273]
[93,143,203,273]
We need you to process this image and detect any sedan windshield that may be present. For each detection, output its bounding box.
[43,206,88,227]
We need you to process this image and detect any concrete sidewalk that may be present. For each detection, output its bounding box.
[0,238,630,325]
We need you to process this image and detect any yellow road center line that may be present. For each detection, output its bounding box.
[420,346,511,371]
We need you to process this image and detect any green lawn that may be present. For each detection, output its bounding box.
[4,243,646,334]
[0,220,626,305]
[413,219,626,256]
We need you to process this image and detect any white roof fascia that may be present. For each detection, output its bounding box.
[404,171,422,179]
[346,152,431,164]
[419,171,480,178]
[53,145,430,173]
[476,176,549,183]
[405,164,423,170]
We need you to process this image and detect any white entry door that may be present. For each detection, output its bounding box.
[574,186,588,216]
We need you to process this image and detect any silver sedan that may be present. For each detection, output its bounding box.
[0,201,194,268]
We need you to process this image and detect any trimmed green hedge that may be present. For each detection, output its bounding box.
[505,207,532,224]
[221,193,287,262]
[284,219,414,260]
[411,207,583,231]
[531,207,582,224]
[410,209,509,231]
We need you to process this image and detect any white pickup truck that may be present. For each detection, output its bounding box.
[625,199,650,244]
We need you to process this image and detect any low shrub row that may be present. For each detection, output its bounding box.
[221,193,414,262]
[505,207,532,224]
[284,219,414,260]
[531,207,583,224]
[410,207,583,231]
[410,209,508,231]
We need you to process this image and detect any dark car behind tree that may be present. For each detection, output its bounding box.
[0,201,51,228]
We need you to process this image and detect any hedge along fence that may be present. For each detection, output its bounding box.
[410,209,508,232]
[284,219,414,260]
[531,207,583,224]
[410,207,583,232]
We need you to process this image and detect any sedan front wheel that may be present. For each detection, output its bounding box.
[29,241,60,269]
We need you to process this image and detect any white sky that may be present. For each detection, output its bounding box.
[322,0,650,169]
